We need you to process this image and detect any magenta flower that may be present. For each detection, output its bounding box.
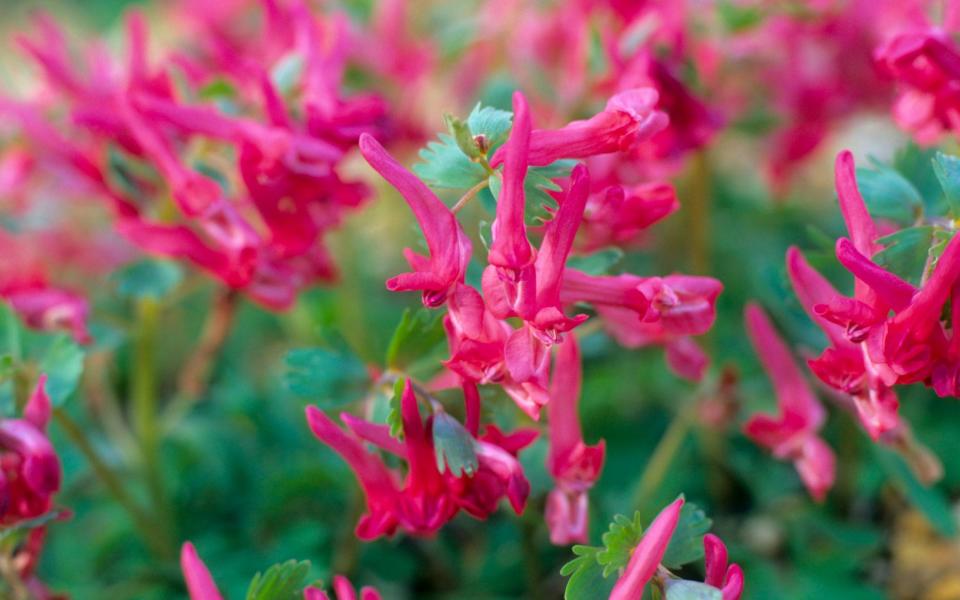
[610,498,743,600]
[305,380,534,539]
[560,270,721,380]
[545,337,605,545]
[875,30,960,143]
[609,497,684,600]
[0,231,90,344]
[578,181,679,251]
[742,304,836,501]
[487,92,536,277]
[359,134,471,307]
[0,375,62,524]
[492,88,668,167]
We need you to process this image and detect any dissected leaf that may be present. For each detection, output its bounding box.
[245,559,311,600]
[597,512,645,576]
[855,161,923,226]
[561,546,616,600]
[873,226,935,285]
[445,114,483,160]
[432,410,478,477]
[662,501,712,569]
[414,133,488,190]
[932,152,960,217]
[466,103,513,150]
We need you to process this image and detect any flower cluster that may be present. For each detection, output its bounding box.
[303,86,722,546]
[1,4,392,313]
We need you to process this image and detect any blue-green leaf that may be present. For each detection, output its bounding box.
[466,103,513,150]
[567,247,625,275]
[665,580,722,600]
[932,152,960,216]
[414,133,488,190]
[855,161,923,225]
[432,410,478,477]
[662,501,712,569]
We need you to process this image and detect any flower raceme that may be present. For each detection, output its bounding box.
[305,380,535,539]
[4,6,389,310]
[609,498,743,600]
[180,542,382,600]
[742,304,836,501]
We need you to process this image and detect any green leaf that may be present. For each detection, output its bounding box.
[665,580,722,600]
[113,260,184,300]
[39,335,85,406]
[384,308,446,370]
[717,0,764,31]
[876,447,958,537]
[873,226,935,285]
[199,78,238,101]
[662,501,712,569]
[561,546,616,600]
[932,152,960,216]
[466,103,513,150]
[414,133,488,190]
[432,410,478,477]
[855,161,923,226]
[445,114,483,160]
[386,377,405,439]
[283,347,368,407]
[567,247,625,275]
[245,559,311,600]
[597,512,645,576]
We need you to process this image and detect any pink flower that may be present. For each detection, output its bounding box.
[610,498,744,600]
[359,134,471,307]
[702,534,745,600]
[742,304,836,501]
[0,376,61,524]
[307,576,383,600]
[875,30,960,143]
[0,230,90,344]
[578,181,679,251]
[609,497,684,600]
[560,270,721,380]
[305,380,534,539]
[491,89,668,167]
[545,337,605,545]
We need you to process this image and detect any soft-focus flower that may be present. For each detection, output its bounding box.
[742,303,836,501]
[492,88,668,167]
[0,375,61,524]
[545,337,605,545]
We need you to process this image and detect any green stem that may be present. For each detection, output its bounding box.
[688,150,711,275]
[131,298,173,542]
[54,408,173,558]
[631,406,694,510]
[451,179,489,214]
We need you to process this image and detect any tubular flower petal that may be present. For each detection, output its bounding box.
[742,303,835,501]
[359,134,470,307]
[609,497,684,600]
